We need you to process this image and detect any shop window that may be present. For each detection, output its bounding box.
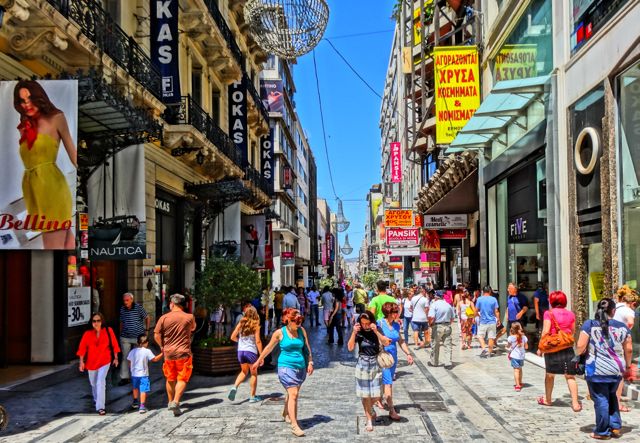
[491,0,552,83]
[571,0,631,54]
[619,62,640,353]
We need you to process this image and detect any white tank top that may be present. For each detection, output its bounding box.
[238,333,258,353]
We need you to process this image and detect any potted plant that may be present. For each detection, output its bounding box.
[192,257,262,375]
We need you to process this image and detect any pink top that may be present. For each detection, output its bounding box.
[544,307,575,334]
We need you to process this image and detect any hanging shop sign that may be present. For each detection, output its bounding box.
[390,142,402,183]
[386,228,420,247]
[260,79,284,113]
[0,80,78,250]
[150,0,180,102]
[439,229,467,239]
[414,213,423,228]
[434,46,480,144]
[264,220,274,271]
[261,127,274,192]
[388,247,420,257]
[420,229,441,271]
[283,165,293,190]
[424,214,468,229]
[384,209,413,227]
[88,145,147,260]
[229,80,248,166]
[282,251,295,266]
[493,44,537,81]
[79,213,89,231]
[68,286,91,327]
[413,0,435,46]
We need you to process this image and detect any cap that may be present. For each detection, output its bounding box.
[434,290,445,298]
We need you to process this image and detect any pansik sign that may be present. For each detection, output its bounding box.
[434,46,480,144]
[386,228,420,247]
[384,209,413,227]
[150,0,180,102]
[424,214,468,229]
[0,80,77,250]
[68,287,91,327]
[390,142,402,183]
[229,80,248,166]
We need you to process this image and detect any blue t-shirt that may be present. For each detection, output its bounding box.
[581,319,630,382]
[475,295,499,325]
[507,293,529,322]
[533,289,549,312]
[377,319,400,354]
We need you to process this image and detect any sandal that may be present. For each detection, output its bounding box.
[365,420,374,432]
[537,396,552,406]
[619,405,631,412]
[590,434,611,440]
[98,409,106,415]
[515,385,522,392]
[291,425,305,437]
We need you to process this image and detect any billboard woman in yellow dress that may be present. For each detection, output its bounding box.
[14,80,77,249]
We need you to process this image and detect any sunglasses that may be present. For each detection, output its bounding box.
[92,319,101,323]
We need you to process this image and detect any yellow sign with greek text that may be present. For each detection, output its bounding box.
[434,46,481,145]
[590,272,605,302]
[493,44,538,81]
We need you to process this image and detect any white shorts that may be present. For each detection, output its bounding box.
[323,309,332,322]
[478,323,497,340]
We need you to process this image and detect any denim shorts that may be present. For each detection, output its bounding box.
[411,321,429,332]
[278,366,307,389]
[238,351,258,364]
[510,358,525,369]
[132,376,151,393]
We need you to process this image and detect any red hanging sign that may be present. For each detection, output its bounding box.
[391,142,402,183]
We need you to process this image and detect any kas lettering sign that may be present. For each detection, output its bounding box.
[229,80,248,166]
[386,228,420,247]
[150,1,180,102]
[391,142,402,183]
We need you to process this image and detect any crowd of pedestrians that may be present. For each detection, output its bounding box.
[74,278,638,440]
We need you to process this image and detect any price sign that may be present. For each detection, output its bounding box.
[68,287,91,327]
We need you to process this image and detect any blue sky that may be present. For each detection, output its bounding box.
[294,1,395,259]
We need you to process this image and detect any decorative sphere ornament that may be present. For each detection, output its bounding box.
[244,0,330,59]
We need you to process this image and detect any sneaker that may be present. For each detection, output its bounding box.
[167,401,177,411]
[131,400,140,410]
[139,404,147,414]
[249,396,262,403]
[228,387,237,401]
[479,349,488,358]
[515,386,522,392]
[172,404,182,417]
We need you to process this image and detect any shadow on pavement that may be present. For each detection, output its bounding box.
[297,414,333,429]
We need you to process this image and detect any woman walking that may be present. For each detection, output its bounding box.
[253,308,314,437]
[327,288,345,345]
[376,302,414,420]
[402,289,414,344]
[348,311,391,432]
[76,312,120,415]
[228,306,263,403]
[576,298,633,439]
[458,291,476,350]
[536,291,581,412]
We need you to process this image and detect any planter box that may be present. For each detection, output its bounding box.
[193,345,239,376]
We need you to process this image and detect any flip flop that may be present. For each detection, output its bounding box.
[537,396,552,406]
[619,405,631,412]
[590,434,611,440]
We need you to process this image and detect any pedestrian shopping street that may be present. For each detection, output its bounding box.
[1,323,638,443]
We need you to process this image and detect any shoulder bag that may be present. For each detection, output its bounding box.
[538,311,574,353]
[375,320,396,369]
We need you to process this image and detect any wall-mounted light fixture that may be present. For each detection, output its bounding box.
[171,146,205,165]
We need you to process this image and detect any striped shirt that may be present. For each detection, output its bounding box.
[120,303,148,339]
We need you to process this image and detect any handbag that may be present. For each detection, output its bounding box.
[377,350,395,369]
[571,352,587,376]
[538,311,574,353]
[465,306,475,317]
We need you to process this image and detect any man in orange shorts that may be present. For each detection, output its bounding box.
[154,293,196,416]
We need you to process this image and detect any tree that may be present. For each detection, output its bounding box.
[194,257,262,314]
[362,270,382,290]
[319,276,336,290]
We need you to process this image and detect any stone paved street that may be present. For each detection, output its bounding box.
[1,321,640,442]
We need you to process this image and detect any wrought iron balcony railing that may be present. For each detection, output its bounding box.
[244,165,273,197]
[164,96,242,167]
[243,73,269,123]
[204,0,245,69]
[47,0,162,100]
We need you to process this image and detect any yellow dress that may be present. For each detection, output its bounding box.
[20,133,73,231]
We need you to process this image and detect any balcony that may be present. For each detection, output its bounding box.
[164,95,243,178]
[242,165,272,210]
[46,0,162,100]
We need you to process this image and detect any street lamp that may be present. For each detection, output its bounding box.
[333,199,350,232]
[244,0,329,59]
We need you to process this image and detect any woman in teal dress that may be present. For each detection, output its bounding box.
[254,308,314,437]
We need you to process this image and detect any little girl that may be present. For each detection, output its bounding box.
[507,322,528,391]
[228,306,263,403]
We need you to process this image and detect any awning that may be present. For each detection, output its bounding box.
[446,75,549,153]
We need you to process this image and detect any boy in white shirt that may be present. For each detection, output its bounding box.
[127,335,162,413]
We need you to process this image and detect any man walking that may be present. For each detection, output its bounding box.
[428,290,455,368]
[119,292,150,385]
[475,286,501,358]
[321,286,334,327]
[282,286,300,310]
[154,294,196,416]
[307,286,320,326]
[353,283,368,314]
[507,282,529,331]
[368,280,396,321]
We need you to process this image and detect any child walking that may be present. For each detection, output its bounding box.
[507,322,528,392]
[127,335,162,413]
[228,306,263,403]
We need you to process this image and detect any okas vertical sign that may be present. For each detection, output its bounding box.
[434,46,480,144]
[261,127,274,194]
[229,80,248,167]
[391,142,402,183]
[150,0,180,102]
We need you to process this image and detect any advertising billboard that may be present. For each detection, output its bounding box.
[150,0,180,102]
[261,126,274,192]
[420,229,441,271]
[424,214,468,229]
[241,214,268,269]
[260,79,284,113]
[434,46,480,144]
[390,142,402,183]
[0,80,77,250]
[229,80,248,166]
[384,209,413,227]
[386,228,420,247]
